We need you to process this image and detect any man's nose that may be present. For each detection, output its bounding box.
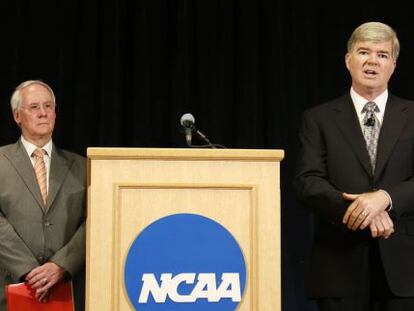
[38,106,48,115]
[367,53,379,64]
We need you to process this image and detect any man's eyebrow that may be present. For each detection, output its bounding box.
[356,47,391,54]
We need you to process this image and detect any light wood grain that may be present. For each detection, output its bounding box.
[86,148,283,311]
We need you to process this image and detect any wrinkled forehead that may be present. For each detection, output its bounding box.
[20,84,54,103]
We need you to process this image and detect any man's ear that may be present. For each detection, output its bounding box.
[345,53,351,71]
[13,109,21,125]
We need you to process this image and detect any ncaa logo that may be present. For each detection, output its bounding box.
[124,213,247,310]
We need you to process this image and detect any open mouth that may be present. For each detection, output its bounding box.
[363,69,378,76]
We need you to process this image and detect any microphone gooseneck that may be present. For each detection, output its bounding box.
[179,113,225,148]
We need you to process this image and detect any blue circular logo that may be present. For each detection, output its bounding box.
[124,213,247,310]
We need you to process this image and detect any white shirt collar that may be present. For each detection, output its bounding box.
[350,87,388,124]
[20,136,53,158]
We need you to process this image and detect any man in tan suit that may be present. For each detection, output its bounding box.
[0,80,86,310]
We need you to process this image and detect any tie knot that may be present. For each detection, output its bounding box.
[362,101,380,113]
[32,148,46,159]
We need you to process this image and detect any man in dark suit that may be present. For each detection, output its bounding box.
[0,80,85,310]
[294,22,414,311]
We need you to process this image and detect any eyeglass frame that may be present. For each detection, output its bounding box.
[20,102,56,114]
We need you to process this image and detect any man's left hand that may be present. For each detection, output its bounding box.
[342,191,390,231]
[25,262,66,302]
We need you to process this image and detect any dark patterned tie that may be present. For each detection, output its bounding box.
[362,102,381,173]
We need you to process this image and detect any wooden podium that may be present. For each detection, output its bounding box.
[86,148,284,311]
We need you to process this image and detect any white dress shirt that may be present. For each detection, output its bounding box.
[20,136,53,192]
[351,87,388,129]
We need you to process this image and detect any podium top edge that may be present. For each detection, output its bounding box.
[87,147,284,162]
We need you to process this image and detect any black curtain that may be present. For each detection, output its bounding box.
[2,1,414,310]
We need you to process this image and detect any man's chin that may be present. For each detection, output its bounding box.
[360,81,385,91]
[36,125,54,132]
[33,130,53,138]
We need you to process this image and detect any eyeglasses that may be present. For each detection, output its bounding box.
[21,102,56,114]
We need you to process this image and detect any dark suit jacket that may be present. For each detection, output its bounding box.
[0,140,86,310]
[294,93,414,298]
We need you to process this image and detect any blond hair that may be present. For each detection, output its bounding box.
[347,22,400,61]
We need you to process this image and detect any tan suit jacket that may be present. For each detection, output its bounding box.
[0,140,86,310]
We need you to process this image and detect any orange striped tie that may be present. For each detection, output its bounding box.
[32,148,48,206]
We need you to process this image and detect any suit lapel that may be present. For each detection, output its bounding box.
[333,95,373,177]
[46,146,73,212]
[375,96,408,181]
[3,141,45,210]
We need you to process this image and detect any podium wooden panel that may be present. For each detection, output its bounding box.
[86,148,284,311]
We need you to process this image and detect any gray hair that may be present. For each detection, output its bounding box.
[347,22,400,61]
[10,80,56,111]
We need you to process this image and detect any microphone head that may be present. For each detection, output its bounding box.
[180,113,195,128]
[364,116,375,127]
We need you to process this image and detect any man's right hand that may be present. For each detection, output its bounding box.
[369,211,394,239]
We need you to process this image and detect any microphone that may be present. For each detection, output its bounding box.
[364,113,375,127]
[179,113,225,148]
[180,113,196,146]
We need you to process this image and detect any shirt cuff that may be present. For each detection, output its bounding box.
[379,189,393,211]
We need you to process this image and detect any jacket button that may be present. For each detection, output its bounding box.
[37,254,45,264]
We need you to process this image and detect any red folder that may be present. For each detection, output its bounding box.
[6,281,74,311]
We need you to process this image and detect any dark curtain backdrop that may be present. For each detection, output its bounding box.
[1,1,414,310]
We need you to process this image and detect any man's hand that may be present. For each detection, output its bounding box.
[26,262,66,302]
[342,191,390,230]
[369,211,394,239]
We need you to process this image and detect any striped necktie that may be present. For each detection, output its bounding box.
[32,148,48,206]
